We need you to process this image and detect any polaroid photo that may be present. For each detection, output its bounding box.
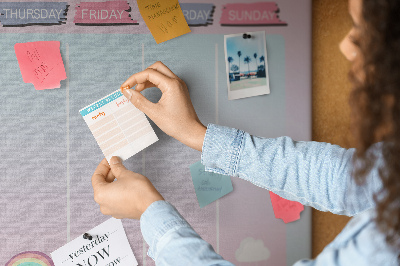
[224,31,270,100]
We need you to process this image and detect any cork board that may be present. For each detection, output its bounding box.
[312,0,353,257]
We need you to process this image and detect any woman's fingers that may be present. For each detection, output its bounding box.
[105,168,116,183]
[121,88,158,118]
[147,61,178,79]
[121,68,174,93]
[135,81,156,92]
[91,159,110,190]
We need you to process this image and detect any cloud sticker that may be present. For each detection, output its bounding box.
[235,237,270,262]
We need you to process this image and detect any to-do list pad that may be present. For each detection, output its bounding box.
[80,90,158,162]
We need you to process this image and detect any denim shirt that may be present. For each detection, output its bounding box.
[140,124,399,265]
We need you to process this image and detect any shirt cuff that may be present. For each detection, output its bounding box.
[201,124,245,176]
[140,200,191,260]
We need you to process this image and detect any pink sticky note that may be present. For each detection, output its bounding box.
[14,41,67,90]
[269,191,304,223]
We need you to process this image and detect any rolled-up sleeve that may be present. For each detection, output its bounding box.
[140,200,234,265]
[201,124,382,216]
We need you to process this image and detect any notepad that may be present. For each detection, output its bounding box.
[79,90,158,162]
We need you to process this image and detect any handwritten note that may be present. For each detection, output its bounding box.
[51,218,138,266]
[269,192,304,223]
[14,41,67,90]
[137,0,191,44]
[190,161,233,208]
[79,90,158,162]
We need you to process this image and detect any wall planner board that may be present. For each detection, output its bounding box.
[0,0,312,265]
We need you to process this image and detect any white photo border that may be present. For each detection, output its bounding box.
[224,31,270,100]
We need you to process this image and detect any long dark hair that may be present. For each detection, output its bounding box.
[350,0,400,251]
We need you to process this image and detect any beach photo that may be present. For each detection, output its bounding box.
[224,31,270,100]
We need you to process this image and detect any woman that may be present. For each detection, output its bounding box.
[91,0,400,264]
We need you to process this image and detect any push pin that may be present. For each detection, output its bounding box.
[83,233,93,240]
[242,33,252,39]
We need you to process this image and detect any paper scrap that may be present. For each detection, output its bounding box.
[220,2,287,26]
[51,218,138,266]
[74,1,138,25]
[190,161,233,208]
[137,0,191,44]
[180,3,214,26]
[79,90,158,162]
[0,2,68,26]
[269,191,304,223]
[14,41,67,90]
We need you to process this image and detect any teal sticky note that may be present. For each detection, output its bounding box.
[190,161,233,208]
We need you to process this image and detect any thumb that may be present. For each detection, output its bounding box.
[109,156,128,178]
[122,89,155,116]
[92,159,111,189]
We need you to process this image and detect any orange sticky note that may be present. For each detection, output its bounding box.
[14,41,67,90]
[137,0,191,44]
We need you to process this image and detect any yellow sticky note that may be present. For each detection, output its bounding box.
[137,0,191,44]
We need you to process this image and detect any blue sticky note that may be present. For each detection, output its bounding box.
[190,161,233,208]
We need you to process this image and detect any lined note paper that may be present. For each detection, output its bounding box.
[80,90,158,162]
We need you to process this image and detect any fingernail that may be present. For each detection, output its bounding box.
[110,156,122,165]
[121,85,129,91]
[124,89,133,100]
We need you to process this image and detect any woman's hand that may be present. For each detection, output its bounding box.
[91,157,164,220]
[120,61,206,152]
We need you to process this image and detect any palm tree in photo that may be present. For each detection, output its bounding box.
[227,56,234,73]
[259,55,266,78]
[227,56,234,83]
[253,53,258,74]
[237,51,242,77]
[260,55,266,71]
[231,64,239,73]
[244,56,251,78]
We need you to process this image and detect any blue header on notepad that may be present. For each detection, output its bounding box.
[80,91,122,117]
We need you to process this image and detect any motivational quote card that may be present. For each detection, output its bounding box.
[137,0,191,44]
[190,161,233,208]
[51,218,138,266]
[79,90,158,162]
[14,41,67,90]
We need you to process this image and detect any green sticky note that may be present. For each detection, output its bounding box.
[190,161,233,208]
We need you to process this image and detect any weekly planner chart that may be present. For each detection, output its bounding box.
[0,1,312,265]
